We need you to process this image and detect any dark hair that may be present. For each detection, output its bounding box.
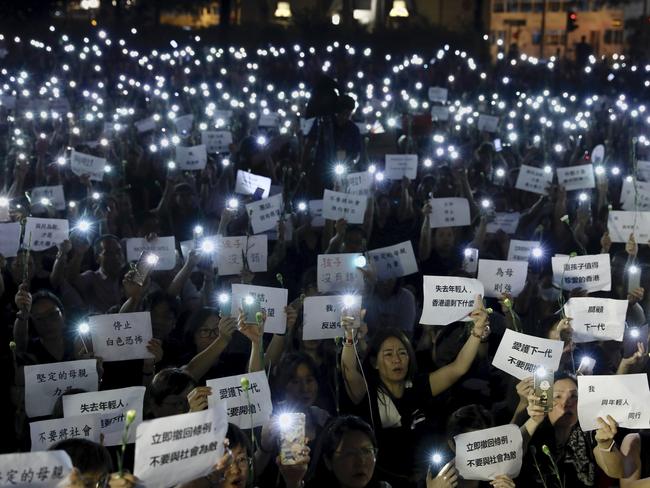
[183,307,219,349]
[227,422,252,458]
[363,327,417,387]
[31,290,65,314]
[273,352,320,401]
[553,371,577,386]
[93,234,122,256]
[148,368,197,405]
[300,267,318,293]
[144,290,179,316]
[446,404,494,440]
[537,311,563,339]
[336,95,356,113]
[49,438,113,474]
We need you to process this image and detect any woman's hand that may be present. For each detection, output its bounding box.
[107,472,138,488]
[237,309,264,342]
[627,287,644,306]
[15,283,32,315]
[595,415,618,450]
[277,444,310,488]
[426,461,458,488]
[626,233,638,258]
[146,338,164,364]
[526,393,547,425]
[205,441,233,485]
[285,304,298,332]
[490,474,516,488]
[515,377,534,406]
[187,386,212,412]
[217,316,237,344]
[469,295,489,336]
[618,342,647,373]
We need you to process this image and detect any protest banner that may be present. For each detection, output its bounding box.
[230,283,288,334]
[174,114,194,133]
[175,145,207,171]
[125,236,177,271]
[428,86,448,103]
[492,329,564,380]
[563,297,627,342]
[302,295,362,340]
[346,171,373,196]
[206,371,272,429]
[429,198,471,228]
[420,276,484,325]
[367,241,418,280]
[309,200,325,227]
[455,424,523,481]
[0,451,73,488]
[477,114,499,132]
[24,218,69,252]
[477,259,528,298]
[551,253,611,292]
[70,150,106,181]
[133,406,228,488]
[322,190,367,225]
[507,239,541,262]
[88,312,155,362]
[607,211,650,243]
[317,253,366,293]
[235,170,271,199]
[486,213,521,235]
[577,374,650,431]
[24,359,98,418]
[556,164,596,191]
[63,386,146,446]
[245,193,283,234]
[515,164,553,195]
[201,130,232,153]
[31,186,66,211]
[216,235,267,276]
[0,222,22,257]
[30,414,101,451]
[385,154,418,180]
[431,105,450,121]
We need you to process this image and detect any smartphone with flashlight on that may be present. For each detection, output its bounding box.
[627,265,642,294]
[217,292,231,316]
[462,248,479,275]
[494,138,502,152]
[279,413,306,465]
[241,295,263,323]
[624,324,649,358]
[534,368,554,413]
[133,251,159,286]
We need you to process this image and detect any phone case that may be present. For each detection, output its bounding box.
[534,370,554,413]
[241,297,263,323]
[279,413,306,465]
[462,248,479,275]
[133,251,156,286]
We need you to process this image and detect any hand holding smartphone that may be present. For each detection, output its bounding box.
[534,369,554,413]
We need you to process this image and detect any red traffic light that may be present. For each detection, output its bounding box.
[570,13,577,20]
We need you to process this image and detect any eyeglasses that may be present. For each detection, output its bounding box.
[334,447,378,460]
[198,328,219,339]
[229,455,251,470]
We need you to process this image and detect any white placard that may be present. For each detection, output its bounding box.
[300,118,315,135]
[591,144,605,165]
[134,116,156,133]
[246,193,283,234]
[323,189,367,225]
[367,241,418,280]
[477,259,528,298]
[556,164,595,191]
[431,106,450,121]
[230,284,288,334]
[551,253,611,292]
[201,130,232,153]
[309,200,325,227]
[486,213,521,235]
[507,239,541,262]
[134,406,227,488]
[0,94,17,110]
[174,114,194,134]
[428,86,448,103]
[608,211,650,243]
[637,160,650,181]
[235,170,271,199]
[563,297,627,343]
[24,218,69,252]
[302,295,362,340]
[0,451,73,488]
[63,386,146,446]
[477,114,499,132]
[175,145,207,171]
[429,198,471,228]
[346,171,373,196]
[216,235,267,276]
[0,222,22,257]
[317,253,365,293]
[213,110,233,126]
[258,113,280,127]
[30,414,101,451]
[385,154,418,180]
[25,360,98,418]
[31,186,66,211]
[420,276,484,326]
[515,164,553,195]
[577,374,650,431]
[206,370,272,429]
[620,178,650,211]
[125,236,177,271]
[70,149,106,182]
[492,329,564,380]
[455,425,523,481]
[89,312,155,362]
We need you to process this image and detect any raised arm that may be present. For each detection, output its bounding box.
[182,316,236,382]
[593,415,625,480]
[340,310,369,405]
[419,202,433,261]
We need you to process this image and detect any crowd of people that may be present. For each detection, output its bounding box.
[1,21,650,488]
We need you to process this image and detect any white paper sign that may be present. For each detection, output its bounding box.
[70,149,106,182]
[507,239,541,262]
[477,114,499,132]
[420,276,484,326]
[346,171,373,196]
[0,451,73,488]
[455,425,523,481]
[89,312,154,362]
[30,414,101,451]
[216,235,267,276]
[0,94,17,110]
[246,193,283,234]
[577,374,650,431]
[492,329,564,380]
[258,112,280,127]
[323,189,367,225]
[367,241,418,280]
[63,386,146,446]
[591,144,605,165]
[300,118,315,135]
[134,406,227,488]
[515,165,553,195]
[317,253,365,293]
[431,105,450,121]
[134,116,156,133]
[608,211,650,243]
[235,170,271,199]
[31,186,66,211]
[25,360,98,418]
[174,114,194,134]
[309,200,325,227]
[175,145,207,171]
[385,154,418,180]
[637,160,650,181]
[429,198,471,228]
[230,284,288,334]
[0,222,22,257]
[214,110,233,126]
[428,87,448,103]
[125,236,177,271]
[302,295,362,340]
[477,259,528,298]
[551,253,611,292]
[201,130,232,153]
[24,218,69,252]
[206,370,272,429]
[556,164,595,191]
[563,298,627,343]
[620,178,650,211]
[486,213,521,235]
